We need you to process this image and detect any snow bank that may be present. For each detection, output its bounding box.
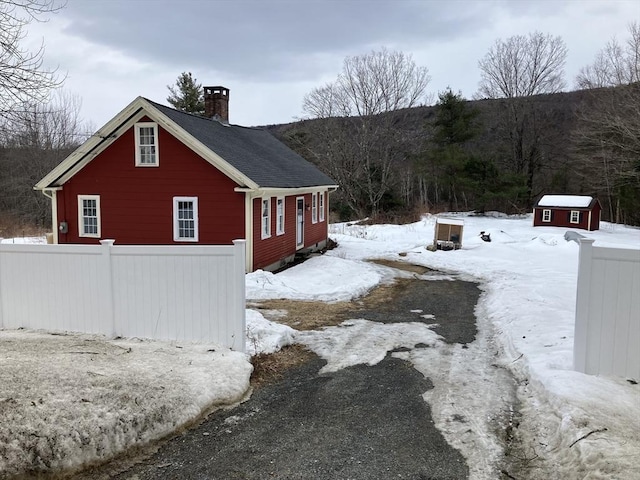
[0,331,252,477]
[246,255,396,302]
[246,309,296,356]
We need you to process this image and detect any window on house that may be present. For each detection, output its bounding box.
[311,192,317,224]
[262,197,271,239]
[135,122,159,166]
[542,209,552,222]
[319,192,325,222]
[173,197,198,241]
[570,210,580,224]
[276,197,285,235]
[78,195,101,238]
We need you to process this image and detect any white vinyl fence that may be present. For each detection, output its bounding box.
[0,240,246,352]
[573,238,640,379]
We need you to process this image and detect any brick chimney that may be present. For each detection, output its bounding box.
[204,86,229,123]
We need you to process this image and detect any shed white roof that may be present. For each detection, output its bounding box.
[537,195,593,208]
[436,218,465,226]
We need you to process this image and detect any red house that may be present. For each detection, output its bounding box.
[533,195,602,231]
[35,87,337,272]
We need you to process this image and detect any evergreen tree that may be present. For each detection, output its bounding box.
[431,89,528,212]
[166,72,204,115]
[429,88,480,210]
[432,89,479,147]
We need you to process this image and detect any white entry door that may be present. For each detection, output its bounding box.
[296,197,304,249]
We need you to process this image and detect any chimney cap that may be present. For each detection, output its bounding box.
[204,85,230,122]
[204,86,229,95]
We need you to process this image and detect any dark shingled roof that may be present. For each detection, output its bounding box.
[147,99,336,189]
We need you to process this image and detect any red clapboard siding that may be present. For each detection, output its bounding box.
[252,193,328,270]
[57,123,245,244]
[533,203,601,231]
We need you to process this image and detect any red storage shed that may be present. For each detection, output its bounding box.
[533,195,602,231]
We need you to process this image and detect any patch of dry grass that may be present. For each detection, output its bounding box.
[0,215,48,239]
[250,344,313,388]
[369,258,432,275]
[359,208,425,225]
[252,299,355,330]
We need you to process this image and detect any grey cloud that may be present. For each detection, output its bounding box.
[61,0,489,82]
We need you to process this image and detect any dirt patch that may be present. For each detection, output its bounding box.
[369,258,433,275]
[251,299,355,330]
[359,277,417,305]
[250,344,313,388]
[251,276,423,331]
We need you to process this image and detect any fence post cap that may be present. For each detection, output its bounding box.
[99,239,116,246]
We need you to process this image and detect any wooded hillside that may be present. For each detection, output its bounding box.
[269,85,640,226]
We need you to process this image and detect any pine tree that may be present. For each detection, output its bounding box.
[166,72,204,115]
[430,88,480,210]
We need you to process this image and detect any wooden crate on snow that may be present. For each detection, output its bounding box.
[430,218,464,251]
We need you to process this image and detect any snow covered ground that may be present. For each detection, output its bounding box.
[248,213,640,479]
[1,213,639,478]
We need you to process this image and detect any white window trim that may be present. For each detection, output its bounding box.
[276,197,285,236]
[78,195,101,238]
[173,196,199,242]
[311,192,318,224]
[542,209,551,222]
[319,191,325,222]
[570,210,580,224]
[135,122,159,167]
[261,197,271,239]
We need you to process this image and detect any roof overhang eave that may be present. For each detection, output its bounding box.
[234,184,338,196]
[34,97,151,190]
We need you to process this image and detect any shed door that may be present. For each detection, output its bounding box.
[296,197,304,249]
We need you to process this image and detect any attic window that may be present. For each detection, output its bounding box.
[135,122,159,166]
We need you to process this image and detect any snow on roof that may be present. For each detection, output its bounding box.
[537,195,593,208]
[436,218,464,225]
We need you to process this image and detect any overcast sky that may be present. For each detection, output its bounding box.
[24,0,640,128]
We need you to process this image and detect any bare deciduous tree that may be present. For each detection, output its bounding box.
[572,23,640,224]
[0,0,63,124]
[476,32,567,204]
[478,32,567,99]
[0,90,86,230]
[302,48,430,217]
[572,84,640,224]
[575,22,640,89]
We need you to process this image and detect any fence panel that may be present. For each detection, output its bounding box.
[0,240,246,351]
[574,239,640,379]
[0,244,106,333]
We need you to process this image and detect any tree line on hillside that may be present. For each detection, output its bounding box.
[270,26,640,226]
[0,0,638,233]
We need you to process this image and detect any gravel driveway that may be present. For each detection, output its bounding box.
[83,272,514,480]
